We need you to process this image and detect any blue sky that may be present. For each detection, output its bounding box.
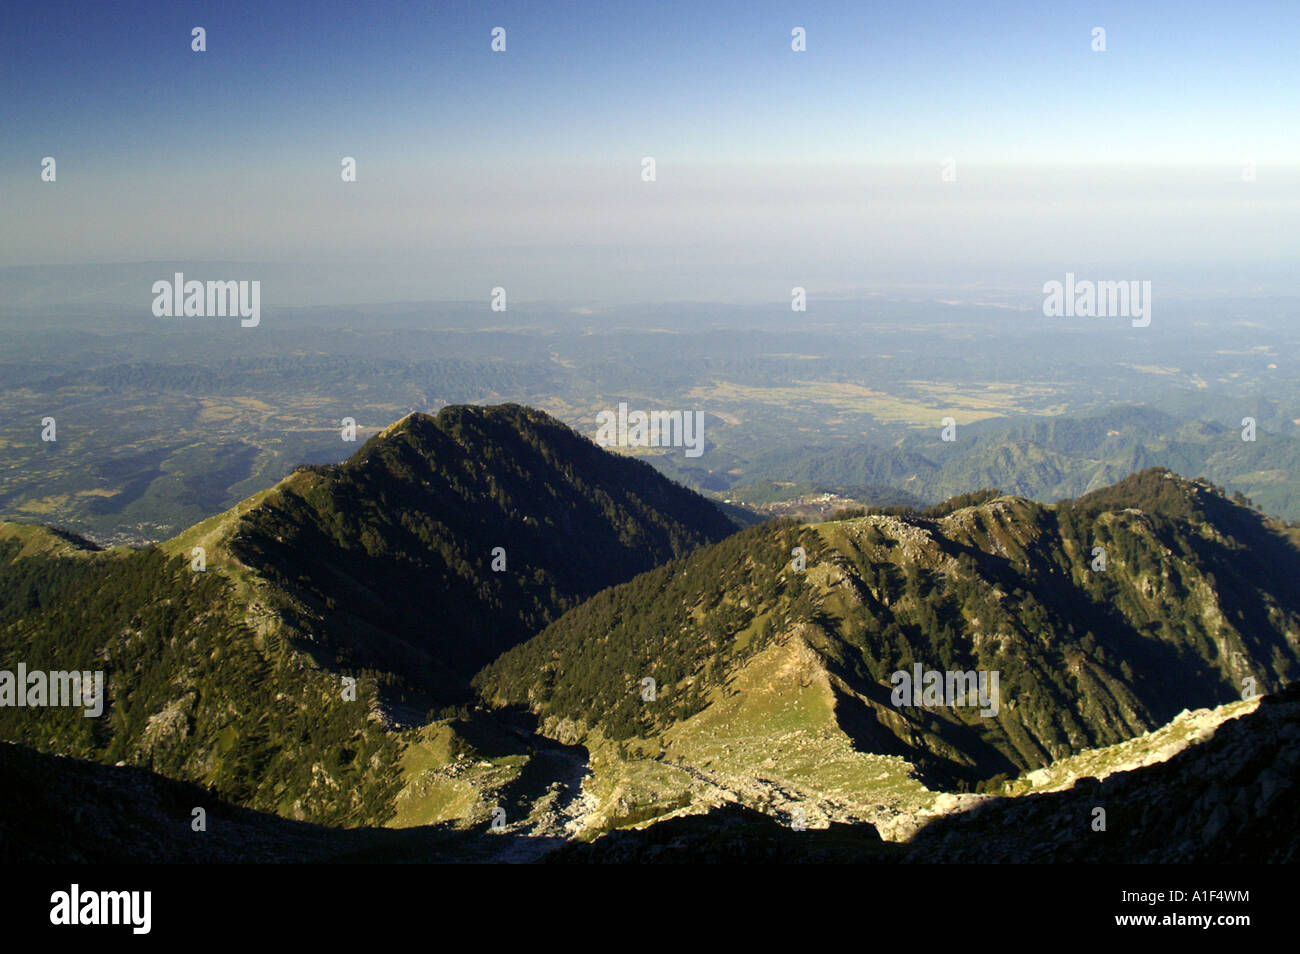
[2,0,1297,303]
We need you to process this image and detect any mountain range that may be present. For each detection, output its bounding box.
[1,403,1296,860]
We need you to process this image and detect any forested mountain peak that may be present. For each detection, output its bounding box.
[220,403,737,687]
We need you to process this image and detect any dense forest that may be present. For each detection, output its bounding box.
[475,519,822,739]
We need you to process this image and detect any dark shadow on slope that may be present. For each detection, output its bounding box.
[547,802,894,864]
[830,682,1021,792]
[0,740,569,864]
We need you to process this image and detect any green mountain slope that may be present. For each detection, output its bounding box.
[0,404,736,827]
[732,405,1300,520]
[0,525,402,826]
[476,468,1300,834]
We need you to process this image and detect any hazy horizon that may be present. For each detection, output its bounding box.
[4,0,1297,305]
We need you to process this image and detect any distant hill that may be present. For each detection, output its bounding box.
[694,405,1300,521]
